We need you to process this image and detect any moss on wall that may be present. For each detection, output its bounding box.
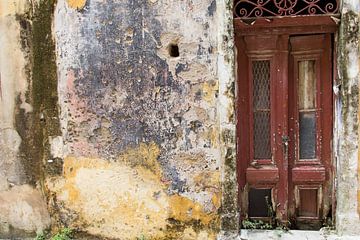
[15,0,61,185]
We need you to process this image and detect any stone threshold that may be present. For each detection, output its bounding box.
[238,229,360,240]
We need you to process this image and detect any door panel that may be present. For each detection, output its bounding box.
[237,34,289,222]
[236,33,333,229]
[288,34,333,229]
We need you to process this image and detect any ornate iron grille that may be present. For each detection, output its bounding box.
[234,0,339,19]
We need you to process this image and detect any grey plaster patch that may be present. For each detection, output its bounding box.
[0,185,50,238]
[0,129,25,191]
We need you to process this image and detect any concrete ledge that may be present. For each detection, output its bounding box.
[239,230,360,240]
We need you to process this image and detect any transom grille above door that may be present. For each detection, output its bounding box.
[234,0,339,19]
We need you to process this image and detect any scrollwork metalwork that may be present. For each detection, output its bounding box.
[234,0,339,18]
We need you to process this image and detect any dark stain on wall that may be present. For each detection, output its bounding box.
[175,62,189,76]
[15,0,61,186]
[339,10,359,135]
[65,0,194,197]
[208,0,217,17]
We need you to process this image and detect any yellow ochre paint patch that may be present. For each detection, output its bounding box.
[169,195,216,225]
[358,190,360,215]
[202,80,218,103]
[49,149,169,239]
[119,142,162,176]
[66,0,87,10]
[48,142,218,239]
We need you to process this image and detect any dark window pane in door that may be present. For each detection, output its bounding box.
[249,188,272,217]
[254,112,271,159]
[299,112,316,159]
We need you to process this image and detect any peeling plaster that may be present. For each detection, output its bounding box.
[215,0,239,238]
[52,0,223,238]
[47,144,219,239]
[2,0,360,239]
[0,0,59,237]
[0,1,29,17]
[0,185,50,238]
[336,0,360,235]
[0,7,29,129]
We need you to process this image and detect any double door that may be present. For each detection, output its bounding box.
[236,34,333,229]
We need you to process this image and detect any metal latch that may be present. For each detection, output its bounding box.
[282,135,289,159]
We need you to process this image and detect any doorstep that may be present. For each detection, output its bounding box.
[239,229,360,240]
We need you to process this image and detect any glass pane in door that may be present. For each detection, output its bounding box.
[298,60,317,159]
[253,60,271,159]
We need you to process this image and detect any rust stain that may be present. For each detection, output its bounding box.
[66,0,87,10]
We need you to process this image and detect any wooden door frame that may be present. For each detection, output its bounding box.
[234,15,338,228]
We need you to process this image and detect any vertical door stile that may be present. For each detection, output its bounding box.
[236,34,250,221]
[276,34,290,223]
[321,33,333,222]
[288,36,296,223]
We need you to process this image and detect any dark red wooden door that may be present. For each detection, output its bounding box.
[236,33,333,229]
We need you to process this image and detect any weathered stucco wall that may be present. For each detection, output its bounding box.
[337,0,360,235]
[1,0,360,239]
[0,0,237,238]
[47,0,232,239]
[0,0,52,238]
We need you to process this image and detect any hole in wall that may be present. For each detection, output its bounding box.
[168,43,180,57]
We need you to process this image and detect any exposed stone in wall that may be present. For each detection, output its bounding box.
[51,0,224,238]
[336,0,360,235]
